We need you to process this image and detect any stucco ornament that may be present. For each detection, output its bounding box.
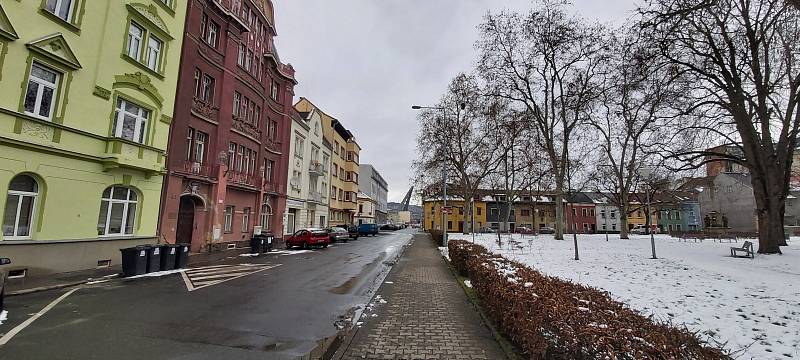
[129,3,170,36]
[20,120,53,141]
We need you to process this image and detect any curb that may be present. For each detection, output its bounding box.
[443,253,523,360]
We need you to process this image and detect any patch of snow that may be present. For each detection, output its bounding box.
[523,282,534,288]
[578,307,591,312]
[86,279,110,285]
[449,233,800,359]
[384,281,394,284]
[239,253,260,257]
[438,247,449,260]
[464,280,473,288]
[0,310,7,325]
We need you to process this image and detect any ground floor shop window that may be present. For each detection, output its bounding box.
[3,175,39,238]
[97,186,137,236]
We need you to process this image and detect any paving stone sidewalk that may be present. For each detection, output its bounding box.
[340,233,506,360]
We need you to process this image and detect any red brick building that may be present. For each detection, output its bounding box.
[160,0,295,251]
[565,193,597,234]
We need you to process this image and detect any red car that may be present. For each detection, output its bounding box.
[285,229,330,249]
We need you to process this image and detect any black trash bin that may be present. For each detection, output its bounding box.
[250,235,265,254]
[120,245,148,277]
[175,243,190,269]
[160,244,178,271]
[145,245,162,273]
[261,233,274,253]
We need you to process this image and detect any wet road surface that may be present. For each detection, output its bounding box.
[0,229,415,359]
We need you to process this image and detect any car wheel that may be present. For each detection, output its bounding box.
[285,242,292,250]
[302,242,309,250]
[322,243,328,248]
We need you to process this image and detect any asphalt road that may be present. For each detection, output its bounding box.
[0,229,415,360]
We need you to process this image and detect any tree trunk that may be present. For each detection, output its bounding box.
[752,172,786,254]
[619,206,630,240]
[555,193,565,240]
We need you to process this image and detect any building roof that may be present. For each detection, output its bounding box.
[677,176,716,191]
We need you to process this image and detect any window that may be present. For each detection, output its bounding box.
[268,121,277,141]
[112,99,149,143]
[3,175,39,239]
[345,192,351,202]
[224,206,234,232]
[332,186,337,199]
[334,141,340,154]
[333,164,338,178]
[194,131,207,164]
[193,69,201,98]
[260,203,271,229]
[245,50,253,71]
[186,128,194,161]
[233,92,241,116]
[242,207,251,232]
[236,146,244,172]
[675,211,682,220]
[97,186,138,236]
[201,74,214,103]
[270,81,278,100]
[295,135,304,157]
[477,207,482,215]
[254,106,260,126]
[265,160,274,182]
[238,44,246,67]
[127,22,144,59]
[339,168,345,179]
[338,189,344,201]
[490,208,498,216]
[46,0,74,22]
[205,21,219,47]
[600,209,606,219]
[228,142,236,169]
[24,63,60,120]
[521,209,530,216]
[582,208,587,217]
[610,211,616,219]
[146,36,162,71]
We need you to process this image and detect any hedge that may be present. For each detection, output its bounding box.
[448,240,730,360]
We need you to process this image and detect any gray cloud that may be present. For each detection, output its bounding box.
[273,1,636,202]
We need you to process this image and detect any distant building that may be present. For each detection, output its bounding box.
[359,164,388,224]
[565,193,597,233]
[695,173,758,232]
[355,192,378,225]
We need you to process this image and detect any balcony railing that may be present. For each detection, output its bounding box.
[309,161,324,176]
[262,181,281,194]
[179,161,214,178]
[308,190,322,203]
[228,171,259,188]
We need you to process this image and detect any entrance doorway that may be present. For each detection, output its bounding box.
[176,196,198,246]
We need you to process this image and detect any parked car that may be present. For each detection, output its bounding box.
[335,224,360,240]
[380,224,399,231]
[538,226,556,234]
[326,227,350,242]
[358,223,380,236]
[0,257,11,310]
[515,226,534,234]
[631,225,659,235]
[477,227,496,233]
[286,229,330,249]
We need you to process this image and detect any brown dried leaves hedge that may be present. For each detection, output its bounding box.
[448,240,730,360]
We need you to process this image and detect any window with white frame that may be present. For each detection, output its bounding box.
[236,145,244,172]
[201,74,214,103]
[294,135,304,157]
[45,0,74,22]
[228,142,236,168]
[205,21,219,47]
[193,69,201,98]
[24,63,60,120]
[270,81,278,101]
[242,207,251,232]
[260,203,271,229]
[113,98,149,144]
[185,127,194,161]
[194,131,207,164]
[224,206,234,232]
[146,36,162,71]
[127,22,144,59]
[2,175,39,239]
[97,186,137,236]
[233,92,241,116]
[265,160,274,182]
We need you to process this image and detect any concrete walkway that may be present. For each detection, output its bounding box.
[340,233,506,360]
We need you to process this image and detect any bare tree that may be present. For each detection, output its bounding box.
[477,0,608,240]
[641,0,800,254]
[413,74,504,233]
[587,25,688,239]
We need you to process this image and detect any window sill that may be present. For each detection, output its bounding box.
[120,54,165,81]
[99,234,136,239]
[38,9,81,34]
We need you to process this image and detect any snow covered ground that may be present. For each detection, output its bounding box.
[447,233,800,360]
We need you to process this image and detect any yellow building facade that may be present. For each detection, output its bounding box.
[423,199,487,232]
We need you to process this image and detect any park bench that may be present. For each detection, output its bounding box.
[730,241,754,259]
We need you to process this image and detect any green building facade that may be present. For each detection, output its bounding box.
[0,1,185,276]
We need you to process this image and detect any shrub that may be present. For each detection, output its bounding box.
[449,240,730,360]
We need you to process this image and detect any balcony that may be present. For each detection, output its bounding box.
[178,161,215,178]
[227,171,259,189]
[309,161,324,176]
[262,181,281,195]
[308,190,323,203]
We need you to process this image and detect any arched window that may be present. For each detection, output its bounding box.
[260,203,272,230]
[97,186,138,236]
[2,175,39,238]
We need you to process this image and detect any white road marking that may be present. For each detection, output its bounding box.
[0,287,80,346]
[181,264,281,292]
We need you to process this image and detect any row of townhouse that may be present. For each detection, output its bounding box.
[0,0,381,278]
[422,190,704,234]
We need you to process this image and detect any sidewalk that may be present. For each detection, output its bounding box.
[6,247,252,296]
[339,233,506,360]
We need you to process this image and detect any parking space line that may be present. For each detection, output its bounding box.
[0,287,80,346]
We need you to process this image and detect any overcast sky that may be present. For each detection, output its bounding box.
[273,0,637,203]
